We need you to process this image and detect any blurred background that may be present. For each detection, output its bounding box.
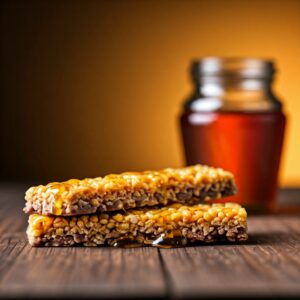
[1,0,300,185]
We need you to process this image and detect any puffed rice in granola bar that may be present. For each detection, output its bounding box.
[24,165,237,216]
[27,203,247,247]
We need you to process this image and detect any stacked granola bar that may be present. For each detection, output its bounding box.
[24,165,248,247]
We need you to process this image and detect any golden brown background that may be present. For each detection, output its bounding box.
[1,0,300,185]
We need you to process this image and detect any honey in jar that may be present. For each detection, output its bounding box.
[180,58,286,213]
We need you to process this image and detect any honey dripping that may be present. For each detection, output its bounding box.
[151,234,188,248]
[112,238,143,248]
[112,234,188,248]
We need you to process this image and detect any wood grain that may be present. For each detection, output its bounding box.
[0,238,166,298]
[1,183,300,299]
[160,216,300,298]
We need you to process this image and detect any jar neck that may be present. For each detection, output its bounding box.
[187,77,282,112]
[196,77,272,98]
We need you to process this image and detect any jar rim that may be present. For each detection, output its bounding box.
[192,57,275,79]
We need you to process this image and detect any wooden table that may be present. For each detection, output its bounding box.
[1,183,300,299]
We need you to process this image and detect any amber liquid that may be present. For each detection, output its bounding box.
[180,111,286,213]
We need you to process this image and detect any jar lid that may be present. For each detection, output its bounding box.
[192,57,275,79]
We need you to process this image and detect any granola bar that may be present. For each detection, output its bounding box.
[24,165,237,216]
[27,203,247,247]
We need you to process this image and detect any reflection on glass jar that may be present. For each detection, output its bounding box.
[180,58,286,213]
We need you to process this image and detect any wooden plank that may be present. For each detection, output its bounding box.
[277,189,300,213]
[1,184,300,298]
[160,215,300,298]
[0,240,166,298]
[0,235,27,282]
[0,182,28,236]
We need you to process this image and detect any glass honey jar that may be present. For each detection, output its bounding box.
[180,58,286,213]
